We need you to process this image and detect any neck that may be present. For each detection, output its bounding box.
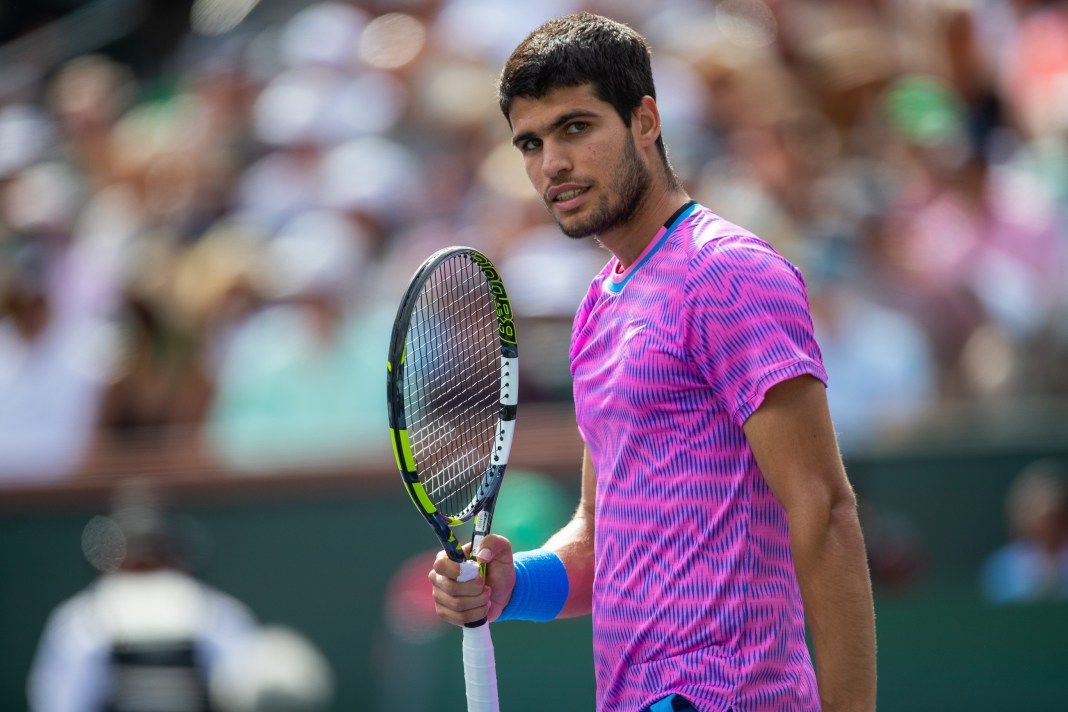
[597,188,692,269]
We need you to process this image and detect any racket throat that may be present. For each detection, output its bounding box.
[470,506,494,556]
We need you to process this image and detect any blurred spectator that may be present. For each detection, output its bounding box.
[0,237,110,482]
[995,0,1068,142]
[27,480,260,711]
[980,458,1068,604]
[47,54,135,192]
[204,211,390,471]
[89,285,216,471]
[100,292,212,432]
[808,265,938,452]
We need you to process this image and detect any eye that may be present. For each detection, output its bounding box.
[565,121,589,135]
[516,137,541,153]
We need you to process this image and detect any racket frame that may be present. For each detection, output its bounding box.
[386,246,518,566]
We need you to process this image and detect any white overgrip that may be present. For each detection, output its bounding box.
[458,559,482,582]
[462,623,499,712]
[458,559,499,711]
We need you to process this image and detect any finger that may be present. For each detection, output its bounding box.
[431,548,462,573]
[427,555,457,580]
[432,585,492,625]
[430,562,486,597]
[431,583,492,612]
[436,604,492,627]
[429,551,473,585]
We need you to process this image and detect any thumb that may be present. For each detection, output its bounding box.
[473,533,513,565]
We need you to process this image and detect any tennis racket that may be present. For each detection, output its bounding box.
[386,246,518,712]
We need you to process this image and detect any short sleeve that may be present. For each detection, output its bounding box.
[685,235,827,426]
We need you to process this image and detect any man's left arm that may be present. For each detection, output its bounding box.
[743,374,877,712]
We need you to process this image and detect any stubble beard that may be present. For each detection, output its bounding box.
[550,135,652,240]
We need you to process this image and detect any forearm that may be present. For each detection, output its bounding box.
[792,498,877,712]
[535,444,597,619]
[542,510,595,618]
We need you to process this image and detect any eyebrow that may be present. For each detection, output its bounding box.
[511,110,599,148]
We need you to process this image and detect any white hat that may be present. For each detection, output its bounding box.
[0,104,53,178]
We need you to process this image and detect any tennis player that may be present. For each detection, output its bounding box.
[429,13,877,712]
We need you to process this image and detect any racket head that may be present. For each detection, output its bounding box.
[386,246,518,563]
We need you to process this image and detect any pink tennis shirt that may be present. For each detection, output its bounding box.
[570,202,826,711]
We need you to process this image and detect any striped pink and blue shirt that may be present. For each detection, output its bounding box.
[570,202,826,711]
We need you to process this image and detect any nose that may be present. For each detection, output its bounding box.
[540,140,572,180]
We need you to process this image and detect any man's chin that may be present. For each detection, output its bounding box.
[554,213,599,239]
[546,198,605,238]
[559,223,595,239]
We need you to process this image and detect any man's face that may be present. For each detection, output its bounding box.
[508,84,651,239]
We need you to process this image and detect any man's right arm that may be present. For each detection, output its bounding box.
[429,442,597,624]
[541,444,596,618]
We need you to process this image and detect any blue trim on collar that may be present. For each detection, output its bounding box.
[606,202,698,294]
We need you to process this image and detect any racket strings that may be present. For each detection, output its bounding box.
[403,256,501,518]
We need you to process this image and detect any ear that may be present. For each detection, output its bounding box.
[632,96,662,148]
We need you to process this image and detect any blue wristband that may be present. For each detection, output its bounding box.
[496,549,569,622]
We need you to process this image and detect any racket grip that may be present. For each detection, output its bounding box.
[458,559,488,628]
[458,558,482,582]
[462,623,499,712]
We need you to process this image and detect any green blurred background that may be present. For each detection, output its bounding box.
[3,439,1067,711]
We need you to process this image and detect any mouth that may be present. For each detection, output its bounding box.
[547,184,589,211]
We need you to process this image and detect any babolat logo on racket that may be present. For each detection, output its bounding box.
[469,252,517,345]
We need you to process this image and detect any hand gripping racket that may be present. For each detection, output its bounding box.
[386,246,517,712]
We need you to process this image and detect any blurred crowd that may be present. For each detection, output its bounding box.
[3,0,1068,484]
